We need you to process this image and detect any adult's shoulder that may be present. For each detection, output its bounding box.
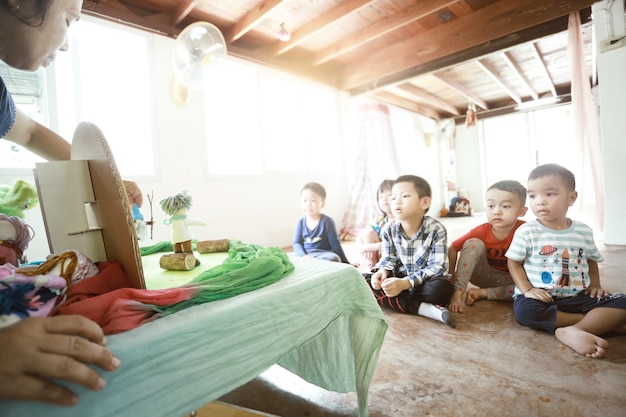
[0,76,17,137]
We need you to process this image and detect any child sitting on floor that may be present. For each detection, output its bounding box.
[356,179,394,269]
[507,163,626,358]
[447,180,527,313]
[365,175,456,327]
[293,182,350,263]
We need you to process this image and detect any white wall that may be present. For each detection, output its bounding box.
[593,0,626,245]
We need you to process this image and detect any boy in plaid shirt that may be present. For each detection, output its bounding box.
[366,175,456,327]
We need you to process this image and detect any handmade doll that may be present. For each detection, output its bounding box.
[159,190,206,269]
[0,250,99,326]
[0,213,34,266]
[0,179,39,218]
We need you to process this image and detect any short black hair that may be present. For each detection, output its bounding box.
[377,179,394,198]
[528,163,576,191]
[394,175,431,197]
[487,180,527,206]
[302,182,326,200]
[394,175,432,212]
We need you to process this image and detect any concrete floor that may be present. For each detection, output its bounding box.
[217,216,626,417]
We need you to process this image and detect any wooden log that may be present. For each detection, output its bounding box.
[159,253,197,271]
[196,239,230,253]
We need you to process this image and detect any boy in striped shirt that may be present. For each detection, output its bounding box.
[506,163,626,358]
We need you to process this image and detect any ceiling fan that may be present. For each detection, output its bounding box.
[170,22,227,106]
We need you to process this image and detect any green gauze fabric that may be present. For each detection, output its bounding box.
[146,240,294,316]
[140,241,174,255]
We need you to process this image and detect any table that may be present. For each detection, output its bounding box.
[1,251,387,417]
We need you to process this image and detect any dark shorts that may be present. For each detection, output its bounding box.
[363,273,454,314]
[513,292,626,334]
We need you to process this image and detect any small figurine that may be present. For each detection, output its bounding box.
[0,213,34,266]
[159,190,206,270]
[0,180,38,218]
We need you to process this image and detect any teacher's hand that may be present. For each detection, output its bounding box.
[0,316,121,406]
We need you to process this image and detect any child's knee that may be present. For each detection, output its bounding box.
[461,238,486,254]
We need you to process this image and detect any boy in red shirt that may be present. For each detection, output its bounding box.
[447,180,527,313]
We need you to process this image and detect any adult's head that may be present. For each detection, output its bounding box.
[0,0,82,71]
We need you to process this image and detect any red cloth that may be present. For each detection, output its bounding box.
[52,261,194,334]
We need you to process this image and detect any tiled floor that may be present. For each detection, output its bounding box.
[217,215,626,417]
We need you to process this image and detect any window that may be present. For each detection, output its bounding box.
[204,59,262,175]
[53,18,155,176]
[481,112,534,186]
[204,59,342,175]
[1,17,155,176]
[481,105,575,187]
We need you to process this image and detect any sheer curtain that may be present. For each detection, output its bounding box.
[568,11,604,231]
[340,101,400,239]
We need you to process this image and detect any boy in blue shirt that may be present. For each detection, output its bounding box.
[293,182,350,263]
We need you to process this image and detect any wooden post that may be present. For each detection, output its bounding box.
[196,239,229,253]
[159,253,197,270]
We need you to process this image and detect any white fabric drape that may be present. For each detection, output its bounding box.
[568,11,604,231]
[340,101,399,239]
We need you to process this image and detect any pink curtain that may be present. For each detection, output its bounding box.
[568,11,604,231]
[340,101,400,240]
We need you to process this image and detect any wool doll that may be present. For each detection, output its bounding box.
[0,213,34,266]
[159,191,206,268]
[0,180,38,218]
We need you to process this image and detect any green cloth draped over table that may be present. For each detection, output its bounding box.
[52,240,293,334]
[148,240,294,315]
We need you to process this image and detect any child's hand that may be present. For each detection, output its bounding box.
[523,287,553,303]
[370,269,389,290]
[585,286,610,298]
[363,250,378,267]
[381,277,411,298]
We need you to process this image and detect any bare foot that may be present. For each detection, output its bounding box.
[555,326,610,359]
[447,288,465,313]
[465,288,487,306]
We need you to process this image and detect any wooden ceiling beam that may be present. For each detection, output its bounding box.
[432,73,489,110]
[82,0,180,37]
[339,0,597,91]
[369,91,442,120]
[313,0,457,65]
[226,0,285,43]
[531,42,558,96]
[265,0,374,57]
[171,0,196,27]
[476,59,522,104]
[396,84,460,116]
[502,51,539,101]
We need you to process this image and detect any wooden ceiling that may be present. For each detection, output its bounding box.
[82,0,599,121]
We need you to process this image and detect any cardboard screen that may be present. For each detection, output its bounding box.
[34,122,145,289]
